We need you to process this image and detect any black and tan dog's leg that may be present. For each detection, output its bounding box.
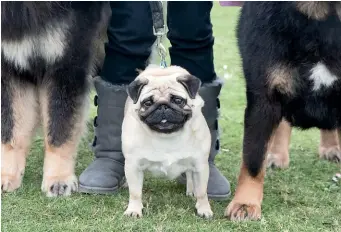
[226,96,281,221]
[267,119,292,168]
[1,80,38,192]
[39,76,89,197]
[319,129,341,163]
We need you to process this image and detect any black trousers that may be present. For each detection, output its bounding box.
[100,1,216,84]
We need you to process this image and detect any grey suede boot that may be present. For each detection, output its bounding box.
[178,79,231,200]
[79,76,127,194]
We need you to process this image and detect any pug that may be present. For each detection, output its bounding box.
[122,65,213,219]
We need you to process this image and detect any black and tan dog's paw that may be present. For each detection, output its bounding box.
[41,174,78,197]
[1,174,23,193]
[225,201,261,221]
[267,152,290,169]
[319,146,341,163]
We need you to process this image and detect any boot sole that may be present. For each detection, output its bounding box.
[208,192,231,201]
[78,184,120,194]
[78,177,127,195]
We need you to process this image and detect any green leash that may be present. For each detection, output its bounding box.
[149,1,167,68]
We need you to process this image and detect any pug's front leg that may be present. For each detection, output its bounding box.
[124,160,144,218]
[193,161,213,219]
[186,171,195,197]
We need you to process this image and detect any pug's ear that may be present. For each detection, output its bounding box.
[176,74,202,99]
[127,78,149,104]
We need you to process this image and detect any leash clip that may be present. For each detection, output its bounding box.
[150,1,168,68]
[152,25,167,37]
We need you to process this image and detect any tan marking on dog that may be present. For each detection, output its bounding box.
[225,162,264,221]
[42,142,79,197]
[39,86,89,197]
[319,129,341,163]
[267,119,292,169]
[296,2,330,20]
[267,64,295,95]
[1,83,38,192]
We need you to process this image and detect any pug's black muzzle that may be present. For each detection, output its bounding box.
[139,102,192,134]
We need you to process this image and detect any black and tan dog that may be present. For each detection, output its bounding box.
[1,2,110,197]
[226,2,341,220]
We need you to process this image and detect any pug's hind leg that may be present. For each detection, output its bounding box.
[193,161,213,219]
[124,160,144,218]
[186,171,195,197]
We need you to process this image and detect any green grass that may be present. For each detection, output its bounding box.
[2,4,341,232]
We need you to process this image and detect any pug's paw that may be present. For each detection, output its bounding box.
[124,202,143,218]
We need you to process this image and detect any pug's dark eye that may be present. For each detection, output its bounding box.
[172,96,186,106]
[143,100,153,107]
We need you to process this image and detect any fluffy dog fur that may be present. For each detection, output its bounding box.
[226,2,341,221]
[1,2,110,196]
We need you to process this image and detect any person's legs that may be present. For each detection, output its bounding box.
[79,2,155,194]
[167,1,230,200]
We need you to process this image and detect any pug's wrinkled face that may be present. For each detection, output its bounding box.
[127,66,202,134]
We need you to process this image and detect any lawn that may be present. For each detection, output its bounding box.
[2,3,341,232]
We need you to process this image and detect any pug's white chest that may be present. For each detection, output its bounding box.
[139,155,196,180]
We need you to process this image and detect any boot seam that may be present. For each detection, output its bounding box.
[93,156,125,166]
